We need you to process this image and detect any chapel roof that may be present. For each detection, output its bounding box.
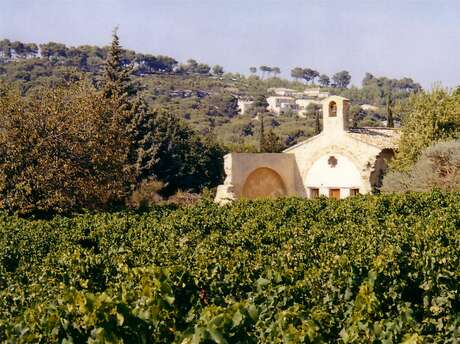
[346,127,400,149]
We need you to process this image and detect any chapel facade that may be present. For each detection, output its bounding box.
[215,95,399,203]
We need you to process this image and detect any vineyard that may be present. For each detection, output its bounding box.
[1,192,460,343]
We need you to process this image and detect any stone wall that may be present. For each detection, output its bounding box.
[214,153,303,203]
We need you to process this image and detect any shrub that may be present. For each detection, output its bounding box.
[382,140,460,192]
[167,191,202,206]
[127,178,164,209]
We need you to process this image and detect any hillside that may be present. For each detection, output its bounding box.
[0,38,422,149]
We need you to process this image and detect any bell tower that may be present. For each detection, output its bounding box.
[322,96,350,133]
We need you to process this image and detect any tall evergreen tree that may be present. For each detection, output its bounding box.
[101,28,152,188]
[259,114,266,152]
[386,93,395,128]
[102,28,135,104]
[127,98,159,184]
[306,103,322,135]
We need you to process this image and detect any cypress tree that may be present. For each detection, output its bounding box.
[387,93,394,128]
[315,111,321,134]
[259,114,266,152]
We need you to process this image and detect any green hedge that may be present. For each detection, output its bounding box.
[1,192,460,343]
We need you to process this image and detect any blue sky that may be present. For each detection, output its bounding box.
[1,0,459,88]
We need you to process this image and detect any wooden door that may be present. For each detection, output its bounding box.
[329,188,340,200]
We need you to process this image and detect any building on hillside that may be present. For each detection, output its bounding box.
[237,99,254,115]
[266,87,330,116]
[295,98,322,117]
[215,96,399,203]
[267,87,296,96]
[266,96,297,114]
[303,88,330,99]
[360,104,379,112]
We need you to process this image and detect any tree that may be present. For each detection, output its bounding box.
[390,88,460,171]
[265,66,273,78]
[249,66,257,75]
[382,140,460,193]
[303,68,319,84]
[362,72,375,87]
[39,42,68,59]
[11,41,27,58]
[212,64,224,76]
[0,79,131,215]
[25,43,39,57]
[101,28,151,192]
[291,67,304,82]
[318,74,330,87]
[386,93,394,128]
[306,103,322,134]
[156,55,178,73]
[253,94,269,114]
[196,63,211,75]
[259,65,270,79]
[100,32,224,194]
[261,129,284,152]
[101,28,134,102]
[332,70,351,88]
[143,112,224,195]
[0,39,12,60]
[272,67,281,77]
[259,114,266,152]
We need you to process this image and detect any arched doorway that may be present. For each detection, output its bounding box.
[242,167,287,199]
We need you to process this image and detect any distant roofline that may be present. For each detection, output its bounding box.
[349,126,400,130]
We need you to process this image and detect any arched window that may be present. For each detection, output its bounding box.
[329,101,337,117]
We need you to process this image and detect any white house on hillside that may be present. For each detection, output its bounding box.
[266,96,297,114]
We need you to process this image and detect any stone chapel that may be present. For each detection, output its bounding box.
[215,95,400,203]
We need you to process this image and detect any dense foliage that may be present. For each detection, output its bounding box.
[142,111,225,195]
[0,79,131,215]
[391,88,460,171]
[382,140,460,193]
[0,33,225,214]
[1,192,459,342]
